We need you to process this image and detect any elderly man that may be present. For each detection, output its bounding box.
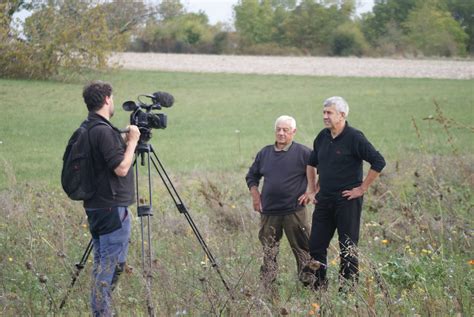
[246,115,316,290]
[307,96,385,290]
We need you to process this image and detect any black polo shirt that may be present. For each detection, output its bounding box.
[308,122,385,200]
[83,113,135,208]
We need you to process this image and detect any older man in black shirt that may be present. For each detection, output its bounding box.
[246,115,316,291]
[307,96,385,290]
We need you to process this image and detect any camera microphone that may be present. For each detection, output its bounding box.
[152,91,174,108]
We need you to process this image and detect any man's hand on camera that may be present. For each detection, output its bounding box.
[126,125,140,144]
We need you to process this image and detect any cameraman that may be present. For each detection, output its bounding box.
[82,80,140,316]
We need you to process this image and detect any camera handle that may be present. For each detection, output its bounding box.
[135,143,233,302]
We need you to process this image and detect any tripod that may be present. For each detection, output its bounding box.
[60,142,232,313]
[134,142,232,315]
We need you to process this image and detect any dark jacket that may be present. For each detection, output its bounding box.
[83,112,135,208]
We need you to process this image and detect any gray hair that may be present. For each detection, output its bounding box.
[274,115,296,130]
[323,96,349,117]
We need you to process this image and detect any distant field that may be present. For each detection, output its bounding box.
[0,70,472,189]
[111,53,474,79]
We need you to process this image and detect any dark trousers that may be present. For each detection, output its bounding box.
[259,208,311,287]
[309,196,363,284]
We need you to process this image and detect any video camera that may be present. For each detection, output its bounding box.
[122,91,174,143]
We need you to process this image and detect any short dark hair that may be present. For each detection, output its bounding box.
[83,80,113,112]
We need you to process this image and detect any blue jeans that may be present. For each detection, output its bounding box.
[88,207,131,317]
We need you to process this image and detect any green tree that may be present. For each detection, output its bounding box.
[135,8,219,53]
[284,0,351,54]
[1,0,139,80]
[360,0,419,45]
[158,0,185,21]
[234,0,274,45]
[446,0,474,53]
[404,1,468,56]
[330,22,369,56]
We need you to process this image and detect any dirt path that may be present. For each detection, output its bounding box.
[110,52,474,80]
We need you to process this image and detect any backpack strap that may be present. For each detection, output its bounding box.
[84,119,122,195]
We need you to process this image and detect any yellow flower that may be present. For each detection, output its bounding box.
[468,259,474,265]
[311,303,320,310]
[8,257,13,262]
[421,249,432,255]
[82,224,88,228]
[381,239,389,244]
[231,205,236,209]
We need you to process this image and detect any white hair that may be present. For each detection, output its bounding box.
[323,96,349,117]
[274,115,296,131]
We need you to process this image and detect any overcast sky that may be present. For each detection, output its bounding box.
[184,0,375,25]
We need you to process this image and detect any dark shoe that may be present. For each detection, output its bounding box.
[300,260,328,290]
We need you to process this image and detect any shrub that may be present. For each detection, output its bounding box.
[330,23,369,57]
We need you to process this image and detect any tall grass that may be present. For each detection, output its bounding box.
[0,72,473,315]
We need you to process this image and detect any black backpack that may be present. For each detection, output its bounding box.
[61,120,109,201]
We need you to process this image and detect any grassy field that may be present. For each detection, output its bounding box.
[0,71,473,316]
[0,71,473,188]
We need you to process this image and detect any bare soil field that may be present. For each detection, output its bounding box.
[110,52,474,80]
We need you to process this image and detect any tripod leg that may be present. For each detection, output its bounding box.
[135,147,156,316]
[60,239,93,309]
[148,146,234,298]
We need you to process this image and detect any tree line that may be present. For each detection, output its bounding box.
[1,0,472,80]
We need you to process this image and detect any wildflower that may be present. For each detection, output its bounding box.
[231,205,236,209]
[8,257,13,262]
[421,249,432,255]
[381,239,389,244]
[82,224,88,228]
[311,303,320,311]
[309,310,315,315]
[468,260,474,265]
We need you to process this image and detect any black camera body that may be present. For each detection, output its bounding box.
[122,92,174,143]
